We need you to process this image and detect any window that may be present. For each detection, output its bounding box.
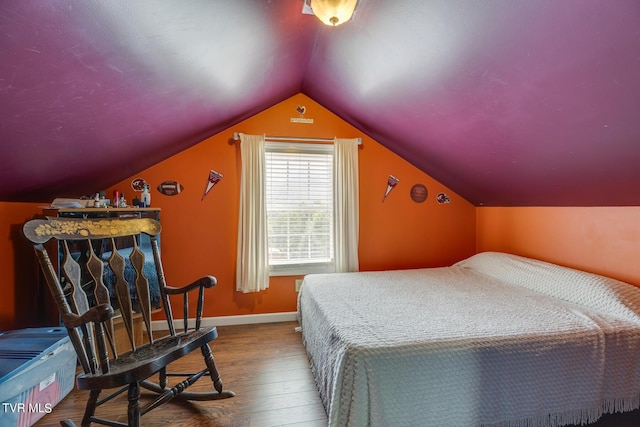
[265,142,334,275]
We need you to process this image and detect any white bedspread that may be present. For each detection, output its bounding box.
[297,252,640,427]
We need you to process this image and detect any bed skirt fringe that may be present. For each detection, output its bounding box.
[482,396,640,427]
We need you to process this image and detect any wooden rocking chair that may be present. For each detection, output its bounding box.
[23,216,234,427]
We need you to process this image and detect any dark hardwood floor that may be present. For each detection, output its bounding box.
[34,321,640,427]
[35,322,327,427]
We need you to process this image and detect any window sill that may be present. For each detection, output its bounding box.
[269,262,335,277]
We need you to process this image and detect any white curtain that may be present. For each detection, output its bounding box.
[236,133,269,293]
[333,138,360,272]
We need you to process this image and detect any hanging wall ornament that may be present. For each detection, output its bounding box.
[131,178,147,192]
[436,192,451,204]
[410,184,428,203]
[201,169,223,201]
[382,175,400,202]
[157,180,184,196]
[291,105,313,124]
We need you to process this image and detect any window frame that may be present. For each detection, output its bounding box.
[264,141,335,277]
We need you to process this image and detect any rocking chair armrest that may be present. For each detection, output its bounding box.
[164,275,217,295]
[61,304,114,329]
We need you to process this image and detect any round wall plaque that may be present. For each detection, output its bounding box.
[410,184,428,203]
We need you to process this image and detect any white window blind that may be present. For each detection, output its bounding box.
[265,142,334,275]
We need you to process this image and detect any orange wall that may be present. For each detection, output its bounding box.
[107,93,476,319]
[477,207,640,286]
[7,95,637,328]
[0,202,47,330]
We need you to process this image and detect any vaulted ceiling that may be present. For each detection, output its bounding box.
[1,0,639,206]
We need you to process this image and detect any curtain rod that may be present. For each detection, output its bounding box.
[232,132,362,145]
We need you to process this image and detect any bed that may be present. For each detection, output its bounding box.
[297,251,640,427]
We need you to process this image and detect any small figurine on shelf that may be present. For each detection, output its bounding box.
[141,185,151,208]
[119,193,127,208]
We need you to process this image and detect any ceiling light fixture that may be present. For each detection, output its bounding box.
[308,0,358,26]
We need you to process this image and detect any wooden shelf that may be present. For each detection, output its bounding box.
[43,207,161,214]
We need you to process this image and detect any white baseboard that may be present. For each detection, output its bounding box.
[151,311,298,331]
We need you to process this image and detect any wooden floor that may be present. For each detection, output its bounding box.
[35,322,327,427]
[34,321,640,427]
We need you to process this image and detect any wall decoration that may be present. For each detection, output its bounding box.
[157,180,184,196]
[382,175,400,202]
[290,105,313,124]
[410,184,428,203]
[436,192,451,204]
[201,169,223,201]
[131,178,146,192]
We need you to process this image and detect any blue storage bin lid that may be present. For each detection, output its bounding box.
[0,327,70,384]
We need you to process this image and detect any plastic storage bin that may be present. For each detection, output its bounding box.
[0,327,76,427]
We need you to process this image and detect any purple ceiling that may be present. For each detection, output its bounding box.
[1,0,639,206]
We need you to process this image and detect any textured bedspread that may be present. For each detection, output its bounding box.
[297,252,640,427]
